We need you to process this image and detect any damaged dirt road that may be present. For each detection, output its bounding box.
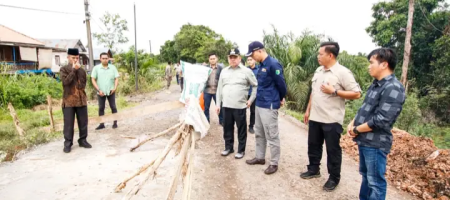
[0,85,417,200]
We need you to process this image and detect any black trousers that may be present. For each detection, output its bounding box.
[63,106,88,147]
[98,93,118,124]
[307,120,343,181]
[223,107,247,153]
[180,77,184,91]
[247,95,256,128]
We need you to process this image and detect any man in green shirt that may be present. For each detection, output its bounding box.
[91,52,120,130]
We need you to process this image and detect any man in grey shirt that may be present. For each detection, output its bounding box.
[204,53,224,125]
[216,48,258,159]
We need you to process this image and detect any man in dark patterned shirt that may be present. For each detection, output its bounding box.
[347,48,405,200]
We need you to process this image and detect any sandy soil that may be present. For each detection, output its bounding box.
[0,84,417,200]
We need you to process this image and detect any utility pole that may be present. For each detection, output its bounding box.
[149,40,152,54]
[84,0,94,71]
[134,3,139,91]
[401,0,415,88]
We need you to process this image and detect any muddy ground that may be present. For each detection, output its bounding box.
[0,85,417,200]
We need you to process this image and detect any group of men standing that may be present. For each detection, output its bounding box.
[205,41,405,200]
[60,38,405,199]
[206,42,287,175]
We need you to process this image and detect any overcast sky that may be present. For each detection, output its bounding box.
[1,0,387,55]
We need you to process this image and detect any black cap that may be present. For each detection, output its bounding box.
[68,48,79,56]
[228,48,240,56]
[246,41,264,56]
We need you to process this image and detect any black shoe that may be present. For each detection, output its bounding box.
[249,127,255,134]
[63,146,71,153]
[78,141,92,148]
[300,171,321,179]
[112,121,118,129]
[323,179,339,192]
[95,124,105,130]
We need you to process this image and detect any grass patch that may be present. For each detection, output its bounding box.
[283,109,304,122]
[0,95,137,161]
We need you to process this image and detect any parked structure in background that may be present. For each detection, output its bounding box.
[0,25,53,73]
[39,39,89,72]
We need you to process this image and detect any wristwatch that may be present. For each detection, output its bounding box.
[353,126,360,135]
[333,89,338,96]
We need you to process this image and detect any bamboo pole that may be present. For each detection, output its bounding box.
[47,95,55,131]
[123,125,185,199]
[166,132,191,200]
[182,132,196,200]
[115,159,156,192]
[7,103,25,140]
[130,122,183,152]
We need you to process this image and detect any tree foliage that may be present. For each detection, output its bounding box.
[366,0,450,125]
[159,24,234,63]
[93,12,129,53]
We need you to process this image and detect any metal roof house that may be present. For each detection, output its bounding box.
[39,39,89,72]
[0,25,53,73]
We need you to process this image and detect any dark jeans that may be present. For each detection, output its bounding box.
[176,74,180,85]
[203,92,223,123]
[63,106,88,147]
[223,107,247,153]
[180,77,184,91]
[307,120,343,181]
[359,146,388,200]
[247,95,256,128]
[98,93,118,124]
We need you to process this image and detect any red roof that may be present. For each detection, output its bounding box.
[0,24,44,46]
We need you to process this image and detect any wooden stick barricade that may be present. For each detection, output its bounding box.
[47,95,55,132]
[117,122,198,200]
[129,121,183,152]
[7,102,25,140]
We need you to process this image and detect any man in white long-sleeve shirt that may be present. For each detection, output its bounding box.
[216,48,258,159]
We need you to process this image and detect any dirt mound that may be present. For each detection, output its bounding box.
[341,129,450,200]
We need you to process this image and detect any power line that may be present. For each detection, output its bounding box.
[0,4,82,15]
[93,18,105,32]
[417,2,445,33]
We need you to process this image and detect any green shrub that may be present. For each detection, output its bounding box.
[0,74,62,109]
[396,93,422,132]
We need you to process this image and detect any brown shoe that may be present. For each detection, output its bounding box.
[264,165,278,175]
[246,158,266,165]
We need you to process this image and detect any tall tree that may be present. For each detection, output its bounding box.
[160,40,178,63]
[401,0,415,86]
[366,0,449,88]
[159,24,234,63]
[93,12,129,53]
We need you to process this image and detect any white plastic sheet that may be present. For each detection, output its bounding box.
[183,94,210,138]
[178,61,211,138]
[179,61,211,103]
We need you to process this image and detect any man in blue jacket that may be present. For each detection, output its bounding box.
[245,41,287,175]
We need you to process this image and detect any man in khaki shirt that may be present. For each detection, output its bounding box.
[301,42,361,191]
[165,62,173,89]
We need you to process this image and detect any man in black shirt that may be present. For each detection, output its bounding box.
[347,48,405,200]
